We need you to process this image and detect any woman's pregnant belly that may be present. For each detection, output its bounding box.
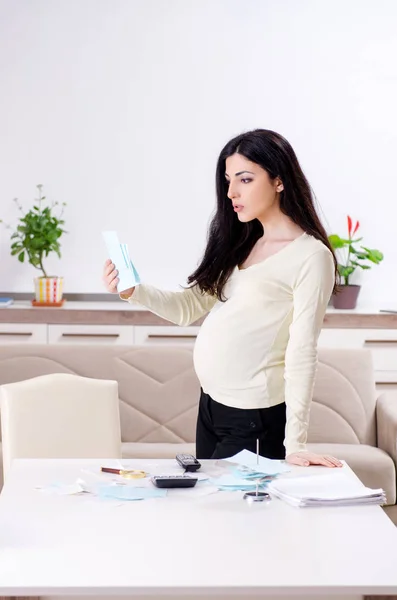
[193,298,284,391]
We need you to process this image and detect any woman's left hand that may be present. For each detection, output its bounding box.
[286,452,343,468]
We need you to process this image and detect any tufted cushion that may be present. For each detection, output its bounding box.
[309,348,377,446]
[0,345,377,446]
[0,345,200,443]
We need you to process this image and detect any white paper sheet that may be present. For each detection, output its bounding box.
[224,449,290,475]
[102,230,141,292]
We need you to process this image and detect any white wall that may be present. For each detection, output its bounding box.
[0,0,396,307]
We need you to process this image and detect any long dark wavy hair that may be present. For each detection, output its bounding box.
[187,128,338,301]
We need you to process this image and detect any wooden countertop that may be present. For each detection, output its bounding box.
[1,301,397,328]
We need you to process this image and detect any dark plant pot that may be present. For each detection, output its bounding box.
[332,285,361,309]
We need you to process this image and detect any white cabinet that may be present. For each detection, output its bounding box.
[319,328,397,389]
[134,325,200,345]
[48,325,134,345]
[0,323,47,344]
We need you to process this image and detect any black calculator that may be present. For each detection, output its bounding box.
[151,475,198,488]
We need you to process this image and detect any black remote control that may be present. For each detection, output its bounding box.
[175,453,201,472]
[151,475,198,488]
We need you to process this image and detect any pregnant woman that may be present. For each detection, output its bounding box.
[103,128,342,469]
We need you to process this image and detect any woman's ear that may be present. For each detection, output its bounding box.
[276,179,284,192]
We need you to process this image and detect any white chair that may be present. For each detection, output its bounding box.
[0,373,122,479]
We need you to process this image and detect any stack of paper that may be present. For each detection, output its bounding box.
[267,471,387,507]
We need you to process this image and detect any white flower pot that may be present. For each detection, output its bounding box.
[34,276,64,304]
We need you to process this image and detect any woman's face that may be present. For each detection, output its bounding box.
[225,153,283,223]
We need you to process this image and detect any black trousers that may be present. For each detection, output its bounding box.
[196,389,286,460]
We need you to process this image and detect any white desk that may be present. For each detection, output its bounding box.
[0,459,397,600]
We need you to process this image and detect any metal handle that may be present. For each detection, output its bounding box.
[61,333,120,338]
[364,339,397,345]
[147,334,197,340]
[0,332,33,336]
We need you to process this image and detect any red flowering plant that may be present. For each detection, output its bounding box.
[328,216,384,285]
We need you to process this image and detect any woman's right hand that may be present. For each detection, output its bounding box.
[103,259,135,298]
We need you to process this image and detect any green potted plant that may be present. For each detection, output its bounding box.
[1,184,67,305]
[328,215,383,309]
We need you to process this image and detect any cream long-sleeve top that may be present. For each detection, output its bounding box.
[122,232,335,456]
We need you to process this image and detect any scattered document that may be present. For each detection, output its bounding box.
[267,471,387,507]
[97,485,167,501]
[209,474,268,492]
[35,482,85,495]
[102,230,141,293]
[224,449,290,476]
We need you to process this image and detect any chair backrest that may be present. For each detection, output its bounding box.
[309,347,377,446]
[0,373,121,479]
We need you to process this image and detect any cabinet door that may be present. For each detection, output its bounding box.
[134,326,200,345]
[318,329,366,348]
[48,324,134,345]
[0,323,47,344]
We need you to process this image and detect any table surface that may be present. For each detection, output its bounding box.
[0,458,397,598]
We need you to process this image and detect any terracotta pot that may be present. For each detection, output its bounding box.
[34,276,64,304]
[332,285,361,309]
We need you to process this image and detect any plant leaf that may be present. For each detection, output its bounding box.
[328,234,346,249]
[360,247,384,263]
[337,265,355,277]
